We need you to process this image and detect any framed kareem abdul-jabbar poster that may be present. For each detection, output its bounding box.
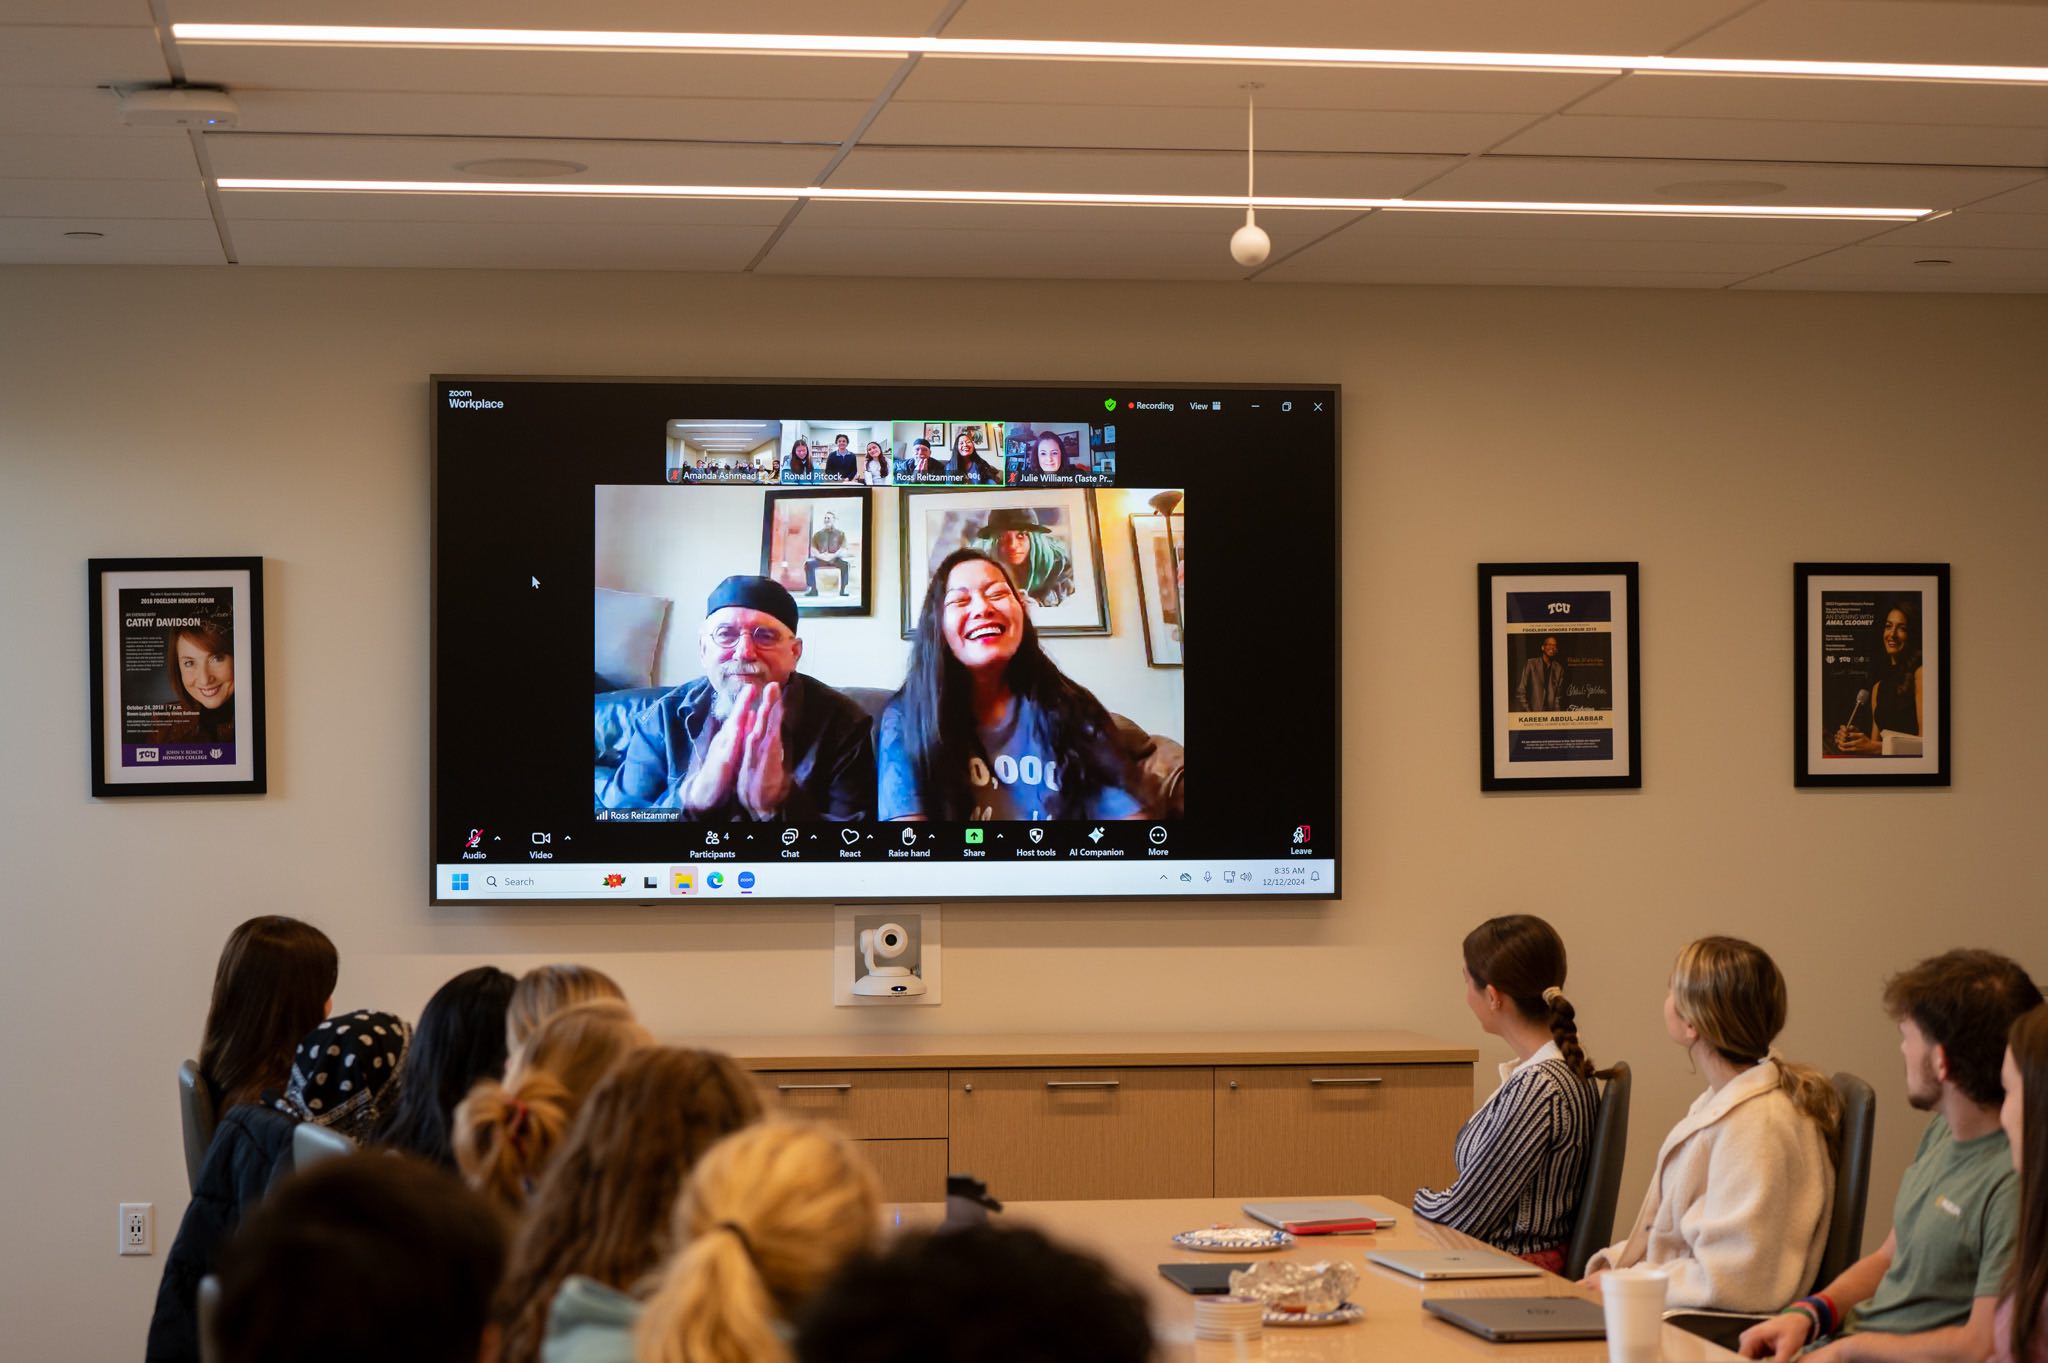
[1478,562,1641,792]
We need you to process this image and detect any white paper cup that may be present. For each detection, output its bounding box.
[1601,1268,1667,1363]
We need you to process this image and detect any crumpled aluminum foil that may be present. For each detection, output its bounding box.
[1227,1259,1359,1314]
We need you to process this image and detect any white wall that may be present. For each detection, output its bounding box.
[2,265,2046,1357]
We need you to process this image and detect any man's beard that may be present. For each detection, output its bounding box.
[709,664,770,718]
[1904,1058,1942,1110]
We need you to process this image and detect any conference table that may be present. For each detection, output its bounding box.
[896,1193,1743,1361]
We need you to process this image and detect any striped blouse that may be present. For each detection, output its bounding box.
[1412,1043,1597,1256]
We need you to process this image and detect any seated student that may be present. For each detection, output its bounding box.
[784,438,817,483]
[212,1156,507,1363]
[1414,915,1597,1271]
[949,428,1004,484]
[821,433,858,482]
[195,915,338,1111]
[455,999,652,1217]
[879,549,1149,823]
[794,1223,1154,1363]
[508,963,625,1059]
[1585,936,1840,1313]
[149,1008,412,1363]
[1996,1004,2048,1363]
[372,967,518,1169]
[635,1121,881,1363]
[494,1048,762,1363]
[599,576,876,822]
[1741,950,2042,1363]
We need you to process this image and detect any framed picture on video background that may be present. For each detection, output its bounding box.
[759,489,872,617]
[899,487,1108,638]
[1794,562,1949,788]
[88,556,267,797]
[1478,562,1641,792]
[1128,511,1184,667]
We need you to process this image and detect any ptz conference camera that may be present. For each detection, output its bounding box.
[853,921,926,996]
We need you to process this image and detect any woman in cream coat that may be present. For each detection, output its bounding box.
[1585,937,1840,1313]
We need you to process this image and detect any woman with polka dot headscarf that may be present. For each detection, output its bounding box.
[274,1008,413,1142]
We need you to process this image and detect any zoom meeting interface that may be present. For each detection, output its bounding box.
[432,378,1340,904]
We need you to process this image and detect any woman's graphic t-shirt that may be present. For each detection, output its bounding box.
[877,695,1144,821]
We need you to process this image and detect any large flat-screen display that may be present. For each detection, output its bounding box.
[432,377,1340,904]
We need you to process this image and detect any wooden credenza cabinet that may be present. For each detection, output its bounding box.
[717,1032,1475,1206]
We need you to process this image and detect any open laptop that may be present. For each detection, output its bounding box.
[1424,1296,1607,1342]
[1368,1248,1543,1280]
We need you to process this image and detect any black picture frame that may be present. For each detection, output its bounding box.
[1793,562,1950,788]
[1478,562,1642,792]
[898,486,1110,638]
[88,556,267,797]
[759,489,873,617]
[1127,511,1185,668]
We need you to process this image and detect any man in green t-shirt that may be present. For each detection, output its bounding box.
[1741,949,2041,1363]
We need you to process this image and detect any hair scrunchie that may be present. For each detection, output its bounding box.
[1541,986,1565,1005]
[717,1220,757,1264]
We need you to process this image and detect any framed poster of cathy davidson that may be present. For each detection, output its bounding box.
[1478,562,1641,792]
[89,557,266,797]
[1794,562,1949,788]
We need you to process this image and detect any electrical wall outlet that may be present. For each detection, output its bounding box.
[118,1202,153,1256]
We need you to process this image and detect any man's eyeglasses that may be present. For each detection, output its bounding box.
[706,624,793,651]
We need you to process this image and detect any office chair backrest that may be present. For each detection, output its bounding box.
[178,1060,218,1194]
[1816,1072,1877,1289]
[1564,1061,1631,1282]
[292,1121,355,1171]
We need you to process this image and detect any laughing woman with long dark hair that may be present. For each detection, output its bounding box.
[878,548,1148,822]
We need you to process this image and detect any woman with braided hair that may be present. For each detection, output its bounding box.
[1413,915,1598,1271]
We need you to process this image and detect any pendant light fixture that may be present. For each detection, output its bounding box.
[1229,84,1271,267]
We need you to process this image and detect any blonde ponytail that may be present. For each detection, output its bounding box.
[1776,1059,1844,1165]
[454,1069,574,1215]
[636,1121,881,1363]
[453,998,650,1215]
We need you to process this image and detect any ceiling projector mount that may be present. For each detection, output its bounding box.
[1229,83,1269,267]
[117,85,240,129]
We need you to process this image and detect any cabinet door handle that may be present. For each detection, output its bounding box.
[1045,1080,1120,1089]
[1309,1077,1383,1086]
[1228,1080,1239,1090]
[776,1083,853,1091]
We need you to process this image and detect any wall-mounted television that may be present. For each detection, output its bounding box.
[432,377,1340,904]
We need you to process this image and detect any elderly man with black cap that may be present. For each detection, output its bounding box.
[600,576,874,820]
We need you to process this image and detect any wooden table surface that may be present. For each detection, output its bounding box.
[897,1193,1741,1362]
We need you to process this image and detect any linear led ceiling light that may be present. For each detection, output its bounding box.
[171,24,2048,84]
[215,179,1936,221]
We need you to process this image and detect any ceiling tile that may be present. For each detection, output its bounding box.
[1272,265,1750,288]
[788,197,1305,235]
[1869,210,2048,249]
[229,217,778,268]
[229,89,868,144]
[890,57,1604,116]
[0,215,222,258]
[0,133,198,180]
[828,145,1457,197]
[1571,71,2048,130]
[1422,155,2041,210]
[1497,114,2048,170]
[1352,207,1880,245]
[1261,218,1826,280]
[178,46,903,102]
[757,220,1262,278]
[863,101,1528,155]
[1673,0,2048,66]
[203,132,837,185]
[166,0,947,33]
[1756,241,2048,279]
[0,176,211,216]
[1736,271,2048,292]
[2,2,168,22]
[942,0,1750,51]
[0,25,169,86]
[1962,176,2048,214]
[0,83,140,136]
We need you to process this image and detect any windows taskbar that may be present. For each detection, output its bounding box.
[434,858,1336,903]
